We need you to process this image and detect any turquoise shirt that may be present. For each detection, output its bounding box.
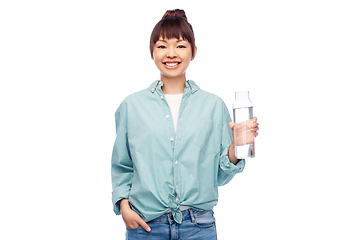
[111,80,245,224]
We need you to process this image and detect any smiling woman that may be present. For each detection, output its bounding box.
[111,8,259,240]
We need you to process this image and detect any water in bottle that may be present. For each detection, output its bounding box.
[232,91,255,159]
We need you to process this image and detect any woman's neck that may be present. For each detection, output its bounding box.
[161,76,186,94]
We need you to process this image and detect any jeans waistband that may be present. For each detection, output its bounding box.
[148,208,213,223]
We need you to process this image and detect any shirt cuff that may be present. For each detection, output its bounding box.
[219,145,245,175]
[112,191,130,215]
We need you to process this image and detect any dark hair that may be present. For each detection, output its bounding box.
[150,9,196,57]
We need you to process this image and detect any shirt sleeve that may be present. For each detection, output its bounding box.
[217,102,245,186]
[111,101,133,215]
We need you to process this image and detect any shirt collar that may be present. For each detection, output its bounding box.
[148,80,200,94]
[148,80,162,93]
[186,80,200,93]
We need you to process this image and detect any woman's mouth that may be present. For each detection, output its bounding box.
[164,62,181,69]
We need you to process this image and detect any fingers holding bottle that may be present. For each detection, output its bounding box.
[250,117,259,137]
[229,117,259,146]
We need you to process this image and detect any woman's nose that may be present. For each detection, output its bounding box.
[166,47,177,58]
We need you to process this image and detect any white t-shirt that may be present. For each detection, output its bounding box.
[164,94,183,132]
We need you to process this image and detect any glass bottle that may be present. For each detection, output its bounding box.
[232,91,255,158]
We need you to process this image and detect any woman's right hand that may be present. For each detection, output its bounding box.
[120,199,151,232]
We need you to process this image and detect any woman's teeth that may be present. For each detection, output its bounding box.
[165,62,178,67]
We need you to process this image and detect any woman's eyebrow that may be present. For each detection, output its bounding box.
[157,39,185,43]
[157,39,167,43]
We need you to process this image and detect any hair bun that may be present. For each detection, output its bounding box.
[162,9,187,21]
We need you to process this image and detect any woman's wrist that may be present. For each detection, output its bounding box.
[120,198,130,214]
[228,142,239,165]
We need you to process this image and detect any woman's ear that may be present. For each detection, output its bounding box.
[191,46,197,61]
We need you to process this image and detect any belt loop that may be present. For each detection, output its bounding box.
[189,208,196,223]
[167,213,172,223]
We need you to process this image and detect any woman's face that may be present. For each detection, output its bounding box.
[152,37,196,80]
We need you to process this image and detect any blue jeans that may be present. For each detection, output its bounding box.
[125,209,217,240]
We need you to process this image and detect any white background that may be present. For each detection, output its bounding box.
[1,0,349,239]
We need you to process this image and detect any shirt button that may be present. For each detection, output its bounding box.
[175,161,178,165]
[170,137,174,141]
[176,186,179,189]
[161,96,164,99]
[178,137,181,141]
[180,117,183,120]
[166,115,170,118]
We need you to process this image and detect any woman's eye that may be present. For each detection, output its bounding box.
[158,45,166,49]
[177,45,186,48]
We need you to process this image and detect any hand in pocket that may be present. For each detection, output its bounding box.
[120,199,151,231]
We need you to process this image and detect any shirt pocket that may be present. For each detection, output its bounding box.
[194,119,218,154]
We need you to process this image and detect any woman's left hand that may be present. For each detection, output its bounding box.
[229,117,259,146]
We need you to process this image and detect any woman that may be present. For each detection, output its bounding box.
[111,9,259,240]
